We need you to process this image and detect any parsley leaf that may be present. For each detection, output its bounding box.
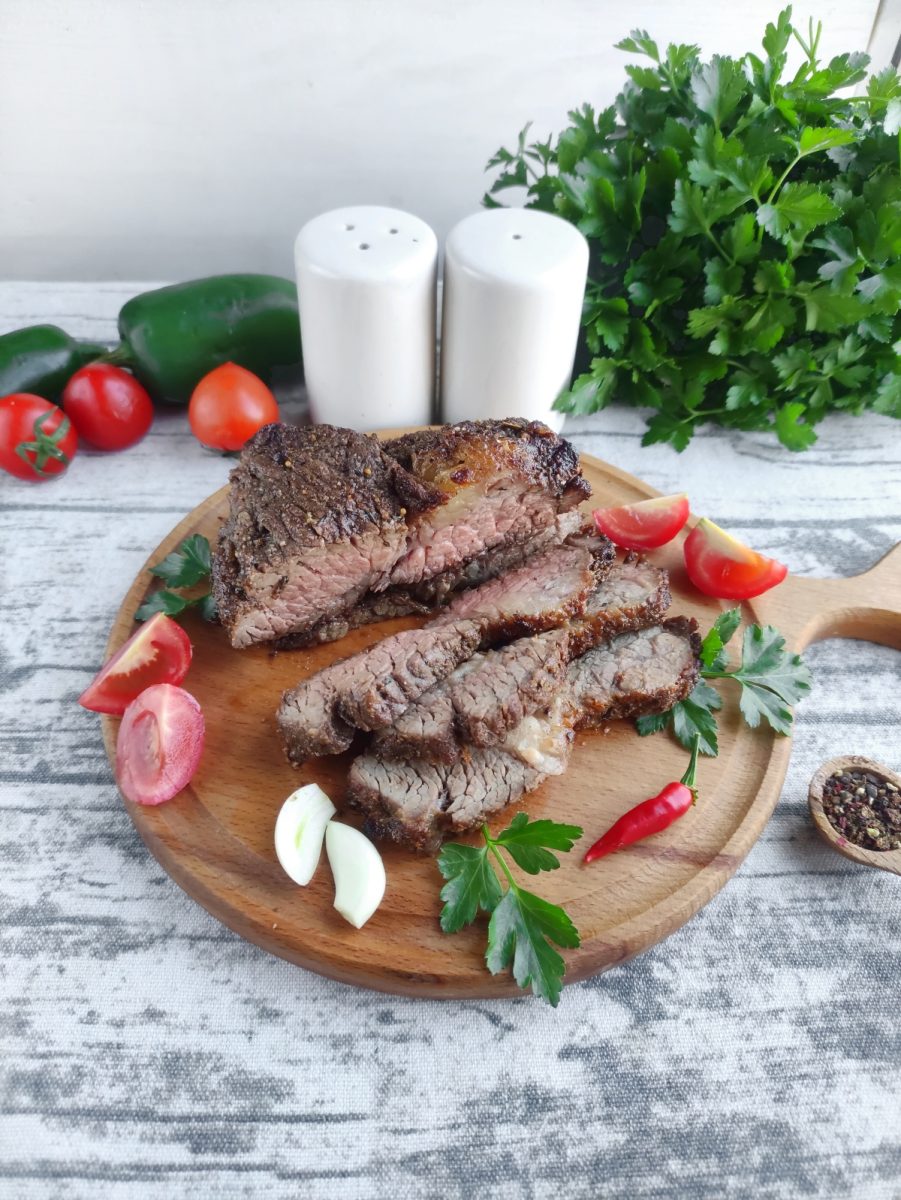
[636,615,811,753]
[150,534,212,587]
[486,888,580,1008]
[437,813,583,1006]
[136,535,217,624]
[485,7,901,450]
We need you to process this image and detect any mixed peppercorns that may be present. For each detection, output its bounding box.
[821,769,901,851]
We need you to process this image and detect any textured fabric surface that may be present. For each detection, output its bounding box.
[1,283,899,1199]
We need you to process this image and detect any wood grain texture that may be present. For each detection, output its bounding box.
[3,285,901,1199]
[808,755,901,876]
[98,447,901,998]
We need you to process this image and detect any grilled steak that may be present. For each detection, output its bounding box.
[372,554,670,762]
[277,530,613,763]
[348,618,700,851]
[214,419,590,649]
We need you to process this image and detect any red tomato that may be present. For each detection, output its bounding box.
[116,684,205,806]
[188,362,279,451]
[593,493,690,551]
[63,363,153,451]
[0,393,78,481]
[79,613,192,715]
[684,518,788,599]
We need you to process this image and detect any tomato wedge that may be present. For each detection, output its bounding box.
[79,613,192,715]
[593,493,690,551]
[684,518,788,599]
[116,684,205,806]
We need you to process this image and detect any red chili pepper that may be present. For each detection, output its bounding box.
[583,735,701,863]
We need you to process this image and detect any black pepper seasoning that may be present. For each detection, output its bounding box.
[821,769,901,851]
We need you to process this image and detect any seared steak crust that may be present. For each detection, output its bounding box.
[348,618,700,851]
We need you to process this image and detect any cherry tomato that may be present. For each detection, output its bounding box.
[116,684,205,806]
[63,363,153,451]
[188,362,279,451]
[0,393,78,481]
[79,613,192,715]
[593,493,690,551]
[684,518,788,599]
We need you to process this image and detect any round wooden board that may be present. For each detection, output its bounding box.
[100,441,901,999]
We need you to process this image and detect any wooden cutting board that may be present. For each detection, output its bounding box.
[100,445,901,999]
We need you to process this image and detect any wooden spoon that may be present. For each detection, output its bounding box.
[809,755,901,876]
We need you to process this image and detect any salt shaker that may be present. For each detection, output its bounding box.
[294,206,437,430]
[440,208,589,432]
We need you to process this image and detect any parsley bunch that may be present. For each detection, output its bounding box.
[135,534,218,622]
[637,609,812,754]
[484,7,900,450]
[438,813,582,1006]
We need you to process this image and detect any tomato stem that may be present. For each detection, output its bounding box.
[15,409,73,477]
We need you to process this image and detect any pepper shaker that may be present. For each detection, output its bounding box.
[440,208,589,432]
[294,206,438,430]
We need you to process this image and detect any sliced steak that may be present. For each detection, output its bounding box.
[213,423,441,650]
[282,510,587,648]
[214,419,590,649]
[348,618,700,851]
[277,530,612,762]
[381,418,590,588]
[277,620,482,762]
[372,554,670,760]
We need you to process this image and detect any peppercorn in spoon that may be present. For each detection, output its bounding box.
[809,755,901,876]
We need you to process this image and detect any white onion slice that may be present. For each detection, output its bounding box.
[325,822,386,929]
[274,784,336,886]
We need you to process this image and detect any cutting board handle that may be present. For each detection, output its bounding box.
[755,541,901,651]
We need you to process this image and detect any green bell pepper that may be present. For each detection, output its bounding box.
[111,274,302,405]
[0,325,108,403]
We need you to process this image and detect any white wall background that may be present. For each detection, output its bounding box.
[0,0,893,281]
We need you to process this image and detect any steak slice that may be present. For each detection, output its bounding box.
[214,419,590,649]
[372,554,670,761]
[213,423,441,650]
[277,531,613,763]
[381,418,590,588]
[277,621,482,761]
[347,618,700,851]
[281,510,587,648]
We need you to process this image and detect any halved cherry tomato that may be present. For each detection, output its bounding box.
[188,362,279,451]
[0,393,78,481]
[79,613,192,715]
[593,493,690,551]
[116,684,205,806]
[63,363,153,451]
[684,518,788,599]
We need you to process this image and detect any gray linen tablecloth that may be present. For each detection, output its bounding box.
[1,283,899,1199]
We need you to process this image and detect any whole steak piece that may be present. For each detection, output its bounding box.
[213,419,590,649]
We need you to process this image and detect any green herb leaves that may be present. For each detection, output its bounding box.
[485,6,900,451]
[136,535,218,623]
[438,813,582,1006]
[638,608,811,753]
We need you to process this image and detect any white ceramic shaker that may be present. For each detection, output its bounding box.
[294,206,438,430]
[440,208,589,432]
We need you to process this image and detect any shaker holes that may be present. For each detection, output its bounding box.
[359,243,370,250]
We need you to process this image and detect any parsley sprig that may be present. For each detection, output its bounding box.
[484,6,900,450]
[438,814,583,1007]
[135,534,218,623]
[637,609,812,754]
